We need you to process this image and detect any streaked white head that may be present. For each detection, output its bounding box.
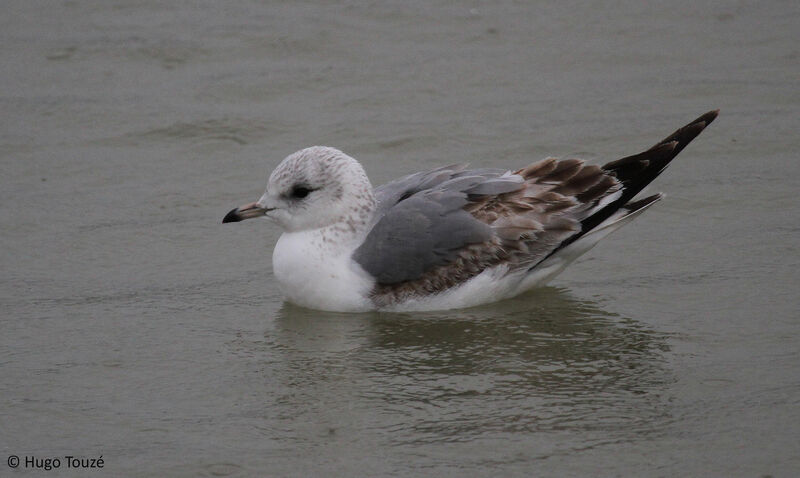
[223,146,376,233]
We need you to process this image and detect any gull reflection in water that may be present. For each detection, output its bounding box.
[235,287,673,451]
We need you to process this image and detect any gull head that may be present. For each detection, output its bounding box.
[223,146,376,233]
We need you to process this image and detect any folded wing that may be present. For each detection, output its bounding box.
[353,110,718,306]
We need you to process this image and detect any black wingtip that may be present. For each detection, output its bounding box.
[585,110,718,236]
[604,110,719,187]
[685,109,719,129]
[652,109,719,154]
[222,208,242,223]
[702,109,720,124]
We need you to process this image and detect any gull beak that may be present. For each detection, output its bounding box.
[222,201,270,223]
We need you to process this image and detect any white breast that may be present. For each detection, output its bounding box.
[272,229,374,312]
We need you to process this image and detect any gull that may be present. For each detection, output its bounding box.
[223,110,718,312]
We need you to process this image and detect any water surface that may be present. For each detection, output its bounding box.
[1,1,799,476]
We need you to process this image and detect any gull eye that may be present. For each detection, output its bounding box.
[291,186,312,199]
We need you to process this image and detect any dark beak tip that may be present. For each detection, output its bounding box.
[222,208,242,224]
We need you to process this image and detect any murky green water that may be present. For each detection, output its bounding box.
[2,1,798,476]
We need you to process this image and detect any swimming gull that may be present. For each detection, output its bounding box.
[223,110,718,311]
